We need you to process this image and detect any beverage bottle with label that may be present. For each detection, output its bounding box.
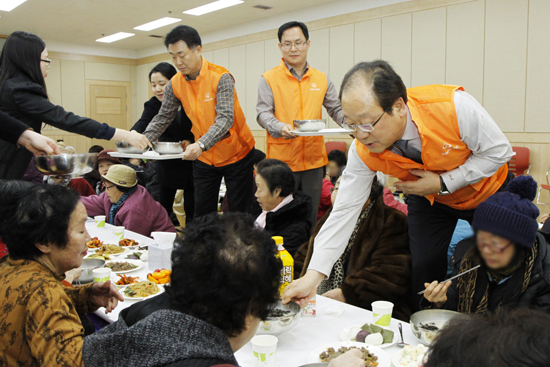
[272,236,293,296]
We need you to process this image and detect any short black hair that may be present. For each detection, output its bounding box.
[328,149,347,168]
[164,25,202,49]
[169,212,281,337]
[424,308,550,367]
[89,145,104,154]
[149,62,177,82]
[339,60,408,114]
[278,21,309,42]
[256,159,295,197]
[1,184,80,260]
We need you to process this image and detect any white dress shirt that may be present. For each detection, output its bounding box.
[308,90,513,276]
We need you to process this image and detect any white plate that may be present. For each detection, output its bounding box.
[121,283,165,300]
[104,259,144,274]
[391,348,428,367]
[293,128,353,136]
[108,152,186,160]
[307,342,391,366]
[339,324,398,349]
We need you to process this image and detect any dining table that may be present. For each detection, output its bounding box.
[85,219,421,367]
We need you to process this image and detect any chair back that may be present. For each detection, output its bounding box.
[325,141,346,155]
[509,147,530,177]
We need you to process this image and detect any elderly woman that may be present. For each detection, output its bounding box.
[82,212,281,367]
[81,164,175,237]
[252,159,311,256]
[0,184,123,367]
[423,176,550,313]
[294,176,413,321]
[94,149,122,194]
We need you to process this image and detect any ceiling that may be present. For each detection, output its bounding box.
[0,0,343,50]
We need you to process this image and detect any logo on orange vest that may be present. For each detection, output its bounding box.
[204,92,213,102]
[442,142,459,156]
[310,82,320,91]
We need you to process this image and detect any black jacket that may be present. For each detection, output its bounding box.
[252,192,312,256]
[132,97,194,189]
[0,73,115,179]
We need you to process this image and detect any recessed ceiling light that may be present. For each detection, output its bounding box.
[134,17,181,31]
[96,32,135,43]
[183,0,244,16]
[0,0,27,12]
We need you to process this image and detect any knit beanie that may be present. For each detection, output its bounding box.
[472,175,539,248]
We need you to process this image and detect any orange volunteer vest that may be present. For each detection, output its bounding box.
[356,84,509,211]
[171,58,255,167]
[263,59,328,172]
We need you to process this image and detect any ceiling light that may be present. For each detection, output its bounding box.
[134,17,181,31]
[183,0,244,16]
[0,0,27,12]
[96,32,135,43]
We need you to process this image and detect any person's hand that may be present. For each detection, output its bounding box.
[181,140,192,151]
[17,130,61,156]
[183,142,203,161]
[394,170,442,196]
[91,280,124,313]
[328,349,364,367]
[280,124,296,140]
[281,270,324,308]
[120,130,151,150]
[325,174,331,181]
[423,280,451,308]
[64,268,82,284]
[128,158,140,166]
[322,288,346,303]
[540,214,549,224]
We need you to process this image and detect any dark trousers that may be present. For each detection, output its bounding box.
[158,182,195,225]
[193,149,254,218]
[293,167,324,225]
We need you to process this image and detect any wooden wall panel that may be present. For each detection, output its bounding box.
[245,41,265,130]
[61,59,86,116]
[381,13,412,87]
[525,0,550,133]
[46,58,62,106]
[84,62,132,82]
[446,0,485,102]
[411,7,446,87]
[308,28,330,75]
[484,0,528,132]
[229,45,247,117]
[354,19,382,64]
[213,48,229,69]
[264,38,281,71]
[329,24,354,128]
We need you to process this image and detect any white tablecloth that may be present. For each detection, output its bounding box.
[86,220,419,367]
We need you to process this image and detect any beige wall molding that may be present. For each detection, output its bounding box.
[49,51,137,66]
[505,133,550,144]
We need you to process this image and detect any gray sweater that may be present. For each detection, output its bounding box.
[83,309,238,367]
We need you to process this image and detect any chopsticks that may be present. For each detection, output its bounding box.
[417,265,481,295]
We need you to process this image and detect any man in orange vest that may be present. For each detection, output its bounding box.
[257,21,345,224]
[282,60,513,310]
[144,26,256,218]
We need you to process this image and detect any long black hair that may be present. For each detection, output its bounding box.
[149,62,177,82]
[0,31,47,94]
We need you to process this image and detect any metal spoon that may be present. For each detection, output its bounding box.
[397,322,408,347]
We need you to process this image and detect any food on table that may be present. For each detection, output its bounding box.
[86,237,104,248]
[87,254,111,260]
[364,333,383,346]
[419,321,444,344]
[268,309,292,318]
[123,281,160,298]
[350,323,395,345]
[399,344,429,367]
[126,252,144,260]
[105,261,138,272]
[419,322,440,332]
[319,346,379,366]
[356,329,370,343]
[137,245,148,251]
[96,244,125,255]
[115,274,139,285]
[119,238,139,247]
[147,268,171,284]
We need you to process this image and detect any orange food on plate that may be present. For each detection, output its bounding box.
[87,237,104,248]
[115,274,140,285]
[119,239,139,247]
[147,268,171,284]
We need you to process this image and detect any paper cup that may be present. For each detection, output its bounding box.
[251,335,277,367]
[372,301,394,327]
[94,215,106,228]
[93,268,111,283]
[112,226,125,240]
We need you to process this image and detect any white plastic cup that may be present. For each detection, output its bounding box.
[92,268,111,283]
[251,335,278,367]
[112,226,125,240]
[372,301,394,327]
[94,215,106,228]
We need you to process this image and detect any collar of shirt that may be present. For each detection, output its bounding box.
[400,106,422,151]
[283,60,309,81]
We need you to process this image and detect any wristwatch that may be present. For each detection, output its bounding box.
[439,176,450,196]
[198,141,206,151]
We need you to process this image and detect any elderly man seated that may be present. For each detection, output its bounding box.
[81,164,174,237]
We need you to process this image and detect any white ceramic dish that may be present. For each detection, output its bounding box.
[293,119,327,132]
[120,283,165,300]
[293,128,353,136]
[307,342,390,366]
[108,151,186,160]
[339,324,398,349]
[104,259,144,274]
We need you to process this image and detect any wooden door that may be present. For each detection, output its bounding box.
[86,80,131,151]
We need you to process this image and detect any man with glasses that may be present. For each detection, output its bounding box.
[283,60,513,310]
[257,21,345,224]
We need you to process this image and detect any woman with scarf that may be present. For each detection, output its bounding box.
[423,175,550,313]
[81,165,175,237]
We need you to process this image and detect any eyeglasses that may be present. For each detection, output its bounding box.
[478,241,512,253]
[342,111,385,133]
[281,41,307,51]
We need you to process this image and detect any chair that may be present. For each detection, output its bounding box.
[537,166,550,205]
[509,146,530,177]
[325,141,346,155]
